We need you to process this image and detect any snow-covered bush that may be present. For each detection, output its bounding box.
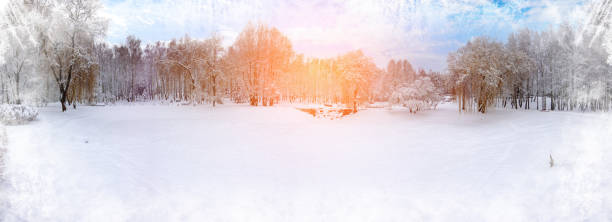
[0,104,38,125]
[389,76,441,113]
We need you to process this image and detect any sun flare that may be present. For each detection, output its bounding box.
[1,0,612,221]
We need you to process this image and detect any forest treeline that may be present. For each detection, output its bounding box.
[1,0,611,113]
[1,0,446,112]
[91,29,446,111]
[449,25,612,113]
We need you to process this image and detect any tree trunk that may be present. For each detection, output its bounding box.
[60,92,67,112]
[550,96,555,111]
[212,75,217,107]
[15,73,21,104]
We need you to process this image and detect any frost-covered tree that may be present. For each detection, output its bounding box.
[202,36,224,106]
[227,23,293,106]
[502,30,534,109]
[336,50,377,111]
[389,74,441,113]
[37,0,106,111]
[0,0,46,105]
[382,59,416,100]
[126,35,142,102]
[449,37,505,113]
[157,35,225,105]
[92,42,115,102]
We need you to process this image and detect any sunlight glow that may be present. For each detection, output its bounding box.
[101,0,589,70]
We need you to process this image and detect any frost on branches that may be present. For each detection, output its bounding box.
[389,75,441,113]
[0,0,106,110]
[449,25,612,113]
[0,104,38,125]
[0,0,44,105]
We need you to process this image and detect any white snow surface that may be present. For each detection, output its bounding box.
[1,103,611,221]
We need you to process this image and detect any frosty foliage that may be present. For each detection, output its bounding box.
[449,37,506,113]
[449,26,612,113]
[92,23,381,109]
[1,0,610,114]
[389,75,441,113]
[0,104,38,125]
[227,23,295,106]
[0,0,43,105]
[0,0,106,109]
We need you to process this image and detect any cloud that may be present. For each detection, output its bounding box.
[100,0,589,71]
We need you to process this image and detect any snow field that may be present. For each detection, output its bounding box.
[1,103,611,221]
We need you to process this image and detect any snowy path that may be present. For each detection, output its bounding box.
[2,103,611,221]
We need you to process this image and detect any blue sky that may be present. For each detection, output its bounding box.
[100,0,589,71]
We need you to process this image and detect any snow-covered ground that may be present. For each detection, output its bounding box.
[1,103,611,221]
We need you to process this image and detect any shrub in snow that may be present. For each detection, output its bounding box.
[549,154,554,168]
[389,76,441,113]
[0,104,38,125]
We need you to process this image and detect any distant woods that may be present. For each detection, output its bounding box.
[0,0,447,112]
[92,29,448,112]
[1,0,611,113]
[449,25,612,113]
[92,26,389,108]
